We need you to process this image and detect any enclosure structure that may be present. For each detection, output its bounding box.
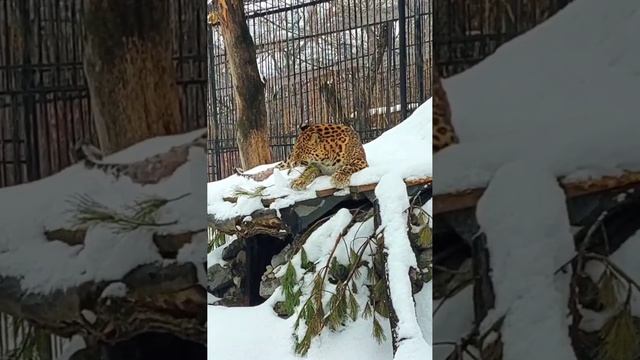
[210,177,432,306]
[0,0,207,188]
[207,0,432,181]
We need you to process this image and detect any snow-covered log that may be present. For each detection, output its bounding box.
[376,174,431,359]
[0,130,208,347]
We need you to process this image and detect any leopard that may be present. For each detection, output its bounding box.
[433,71,459,153]
[277,123,368,190]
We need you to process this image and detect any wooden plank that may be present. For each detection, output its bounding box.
[345,177,432,197]
[222,177,433,208]
[434,171,640,216]
[433,189,484,215]
[316,188,339,198]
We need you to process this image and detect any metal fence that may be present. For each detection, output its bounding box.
[0,0,208,188]
[207,0,433,181]
[434,0,573,77]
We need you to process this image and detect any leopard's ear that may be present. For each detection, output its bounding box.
[308,131,321,143]
[300,123,310,131]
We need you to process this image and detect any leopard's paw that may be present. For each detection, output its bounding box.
[330,173,351,189]
[276,161,289,170]
[291,176,311,191]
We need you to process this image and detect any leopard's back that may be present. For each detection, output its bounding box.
[433,74,458,152]
[286,123,367,173]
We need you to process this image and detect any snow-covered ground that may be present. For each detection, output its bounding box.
[209,294,394,360]
[208,99,431,220]
[208,278,431,360]
[0,129,207,293]
[436,0,640,195]
[209,101,432,360]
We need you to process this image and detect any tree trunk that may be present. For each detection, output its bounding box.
[214,0,272,169]
[83,0,183,155]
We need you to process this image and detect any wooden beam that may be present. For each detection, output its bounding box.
[220,177,432,206]
[434,171,640,216]
[212,177,433,237]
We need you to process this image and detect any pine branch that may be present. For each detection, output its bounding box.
[67,193,188,232]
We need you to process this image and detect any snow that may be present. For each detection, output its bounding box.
[415,282,432,346]
[348,103,421,118]
[375,174,430,360]
[282,208,353,275]
[207,238,233,268]
[208,302,393,360]
[436,0,640,195]
[354,100,431,185]
[177,231,208,286]
[58,335,85,360]
[208,209,398,360]
[475,161,576,359]
[81,309,97,324]
[101,282,128,298]
[0,129,206,294]
[208,103,431,359]
[208,99,431,220]
[433,286,474,360]
[209,179,432,360]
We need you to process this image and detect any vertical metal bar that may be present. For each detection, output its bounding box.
[414,0,424,103]
[1,0,10,186]
[398,0,407,121]
[385,14,392,129]
[20,0,31,182]
[14,0,30,184]
[207,20,219,181]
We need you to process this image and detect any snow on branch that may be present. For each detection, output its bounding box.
[475,161,576,359]
[375,174,430,359]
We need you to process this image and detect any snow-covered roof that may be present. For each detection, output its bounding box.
[436,0,640,196]
[207,99,431,220]
[0,129,207,294]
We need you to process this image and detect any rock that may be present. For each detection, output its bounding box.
[270,244,292,268]
[273,301,292,318]
[410,267,424,294]
[222,238,245,261]
[207,264,234,293]
[235,250,246,264]
[416,249,431,270]
[259,276,281,299]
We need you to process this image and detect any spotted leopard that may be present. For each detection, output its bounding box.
[278,123,368,190]
[433,72,459,153]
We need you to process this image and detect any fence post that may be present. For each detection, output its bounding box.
[19,0,39,183]
[414,0,425,102]
[398,0,407,120]
[207,22,220,182]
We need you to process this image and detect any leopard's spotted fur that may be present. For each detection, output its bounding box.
[278,123,368,190]
[433,73,458,152]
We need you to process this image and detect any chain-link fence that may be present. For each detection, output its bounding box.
[207,0,433,181]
